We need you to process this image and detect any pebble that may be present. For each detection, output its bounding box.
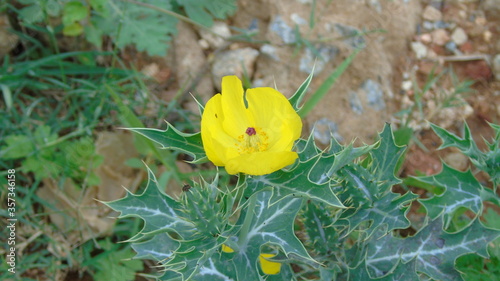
[422,21,434,30]
[333,23,366,49]
[420,33,432,44]
[299,45,339,75]
[260,44,280,61]
[360,79,385,111]
[411,41,428,59]
[443,152,469,171]
[401,80,412,92]
[348,91,364,115]
[445,41,461,55]
[451,27,468,45]
[431,29,450,46]
[423,5,442,21]
[198,22,231,48]
[269,15,296,44]
[313,118,343,145]
[484,30,492,43]
[291,13,308,26]
[493,54,500,81]
[211,48,259,90]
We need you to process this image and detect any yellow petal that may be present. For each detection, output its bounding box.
[221,244,234,253]
[245,87,302,152]
[225,151,298,175]
[220,76,252,138]
[201,94,239,166]
[259,253,281,275]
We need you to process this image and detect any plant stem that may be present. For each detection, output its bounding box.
[238,191,256,247]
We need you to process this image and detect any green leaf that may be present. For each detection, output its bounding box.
[105,167,195,240]
[363,216,500,281]
[128,124,206,163]
[230,190,313,280]
[369,123,406,195]
[177,0,237,26]
[431,122,500,189]
[91,0,178,56]
[93,241,144,281]
[246,155,344,208]
[62,1,88,26]
[309,142,374,185]
[302,202,339,255]
[19,4,45,24]
[417,164,483,226]
[0,135,34,159]
[63,22,84,36]
[288,69,314,111]
[335,164,417,239]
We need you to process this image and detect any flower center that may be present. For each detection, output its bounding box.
[246,127,257,136]
[236,127,269,154]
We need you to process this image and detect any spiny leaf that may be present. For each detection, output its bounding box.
[246,155,344,208]
[334,164,417,239]
[128,124,206,163]
[340,190,417,240]
[309,142,375,185]
[230,190,313,280]
[431,122,500,189]
[369,123,406,195]
[417,164,483,227]
[364,216,500,281]
[105,167,194,240]
[131,233,179,262]
[302,202,339,255]
[288,67,314,111]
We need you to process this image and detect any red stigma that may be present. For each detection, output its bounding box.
[246,127,257,136]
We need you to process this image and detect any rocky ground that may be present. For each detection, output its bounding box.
[153,0,500,178]
[1,0,499,175]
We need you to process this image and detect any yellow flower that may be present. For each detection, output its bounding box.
[201,76,302,175]
[259,253,281,275]
[221,245,282,275]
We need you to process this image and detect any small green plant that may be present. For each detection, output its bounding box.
[105,74,500,280]
[10,0,237,56]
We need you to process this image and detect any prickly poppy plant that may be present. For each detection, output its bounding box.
[105,74,500,280]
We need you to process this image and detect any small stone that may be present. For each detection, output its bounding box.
[360,79,385,111]
[451,27,468,45]
[423,5,442,21]
[420,33,432,44]
[313,118,343,145]
[299,45,339,75]
[445,41,460,55]
[269,15,296,44]
[433,20,450,30]
[443,152,469,171]
[401,80,412,91]
[411,41,428,59]
[198,21,231,48]
[291,13,308,25]
[334,23,366,49]
[260,44,280,61]
[431,29,450,46]
[211,48,259,90]
[493,54,500,80]
[349,91,364,115]
[422,21,434,30]
[484,30,492,43]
